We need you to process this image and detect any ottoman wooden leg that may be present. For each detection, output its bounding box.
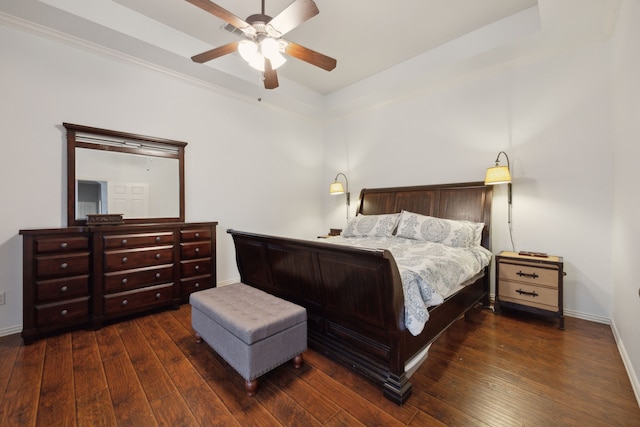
[245,379,258,397]
[195,333,202,344]
[293,353,303,369]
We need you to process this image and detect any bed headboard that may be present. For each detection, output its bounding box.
[356,181,493,249]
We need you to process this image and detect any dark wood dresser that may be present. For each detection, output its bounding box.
[20,222,217,343]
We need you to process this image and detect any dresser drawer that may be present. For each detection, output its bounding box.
[103,283,173,316]
[180,275,213,294]
[36,297,90,326]
[103,232,174,249]
[498,262,559,288]
[180,258,212,277]
[181,228,211,242]
[103,265,174,293]
[104,246,174,272]
[35,236,89,254]
[36,252,90,279]
[180,241,212,260]
[499,281,558,311]
[36,275,90,303]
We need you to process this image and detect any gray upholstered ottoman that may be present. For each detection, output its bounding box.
[190,283,307,396]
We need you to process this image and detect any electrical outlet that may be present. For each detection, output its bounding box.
[0,291,4,305]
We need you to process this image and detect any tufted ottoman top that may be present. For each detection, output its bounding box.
[190,283,307,345]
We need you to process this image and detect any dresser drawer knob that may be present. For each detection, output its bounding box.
[516,288,539,298]
[122,257,128,264]
[60,286,68,292]
[195,233,200,238]
[516,270,539,279]
[195,282,200,288]
[195,247,200,253]
[121,299,128,306]
[155,236,161,242]
[60,242,68,249]
[60,262,68,269]
[61,309,68,316]
[155,253,161,260]
[121,278,128,284]
[195,265,200,271]
[155,292,161,299]
[121,239,127,246]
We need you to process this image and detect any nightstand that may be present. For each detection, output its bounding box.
[495,251,565,329]
[318,229,342,239]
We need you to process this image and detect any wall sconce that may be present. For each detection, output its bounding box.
[485,151,514,250]
[330,172,350,220]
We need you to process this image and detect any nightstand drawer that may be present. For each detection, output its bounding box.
[500,281,558,311]
[498,262,559,288]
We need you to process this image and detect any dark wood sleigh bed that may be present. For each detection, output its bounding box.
[227,181,493,404]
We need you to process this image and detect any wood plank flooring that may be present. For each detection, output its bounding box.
[1,304,638,426]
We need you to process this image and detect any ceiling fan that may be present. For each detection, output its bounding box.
[186,0,337,89]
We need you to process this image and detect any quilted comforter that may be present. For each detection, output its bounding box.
[325,236,492,335]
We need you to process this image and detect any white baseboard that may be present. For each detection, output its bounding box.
[0,324,22,338]
[564,308,610,325]
[216,277,241,287]
[610,319,640,408]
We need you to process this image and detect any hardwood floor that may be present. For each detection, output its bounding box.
[1,304,638,426]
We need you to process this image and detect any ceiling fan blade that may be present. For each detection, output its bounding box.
[185,0,252,32]
[267,0,319,36]
[284,41,336,71]
[191,41,239,63]
[263,59,279,89]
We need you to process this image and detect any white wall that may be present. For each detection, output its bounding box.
[0,23,325,334]
[611,0,640,403]
[324,12,614,323]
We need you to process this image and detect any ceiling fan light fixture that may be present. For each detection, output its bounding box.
[238,39,259,63]
[187,0,335,90]
[261,37,281,59]
[248,56,265,71]
[268,52,286,69]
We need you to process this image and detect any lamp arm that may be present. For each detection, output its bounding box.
[334,173,350,206]
[495,151,511,170]
[493,151,512,206]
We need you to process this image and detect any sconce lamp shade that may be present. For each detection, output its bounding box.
[330,181,345,194]
[484,165,512,185]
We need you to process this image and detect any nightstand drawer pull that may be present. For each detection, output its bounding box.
[517,270,539,279]
[516,288,539,297]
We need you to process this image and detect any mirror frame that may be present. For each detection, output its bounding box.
[64,122,186,226]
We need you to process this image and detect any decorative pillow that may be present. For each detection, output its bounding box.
[395,210,484,248]
[341,213,400,238]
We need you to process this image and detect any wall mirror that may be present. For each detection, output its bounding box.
[64,123,186,226]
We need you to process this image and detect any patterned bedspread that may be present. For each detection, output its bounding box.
[325,236,493,336]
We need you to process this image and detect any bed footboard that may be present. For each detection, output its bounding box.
[227,229,415,403]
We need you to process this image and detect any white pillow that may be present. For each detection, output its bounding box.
[341,213,400,238]
[395,210,484,247]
